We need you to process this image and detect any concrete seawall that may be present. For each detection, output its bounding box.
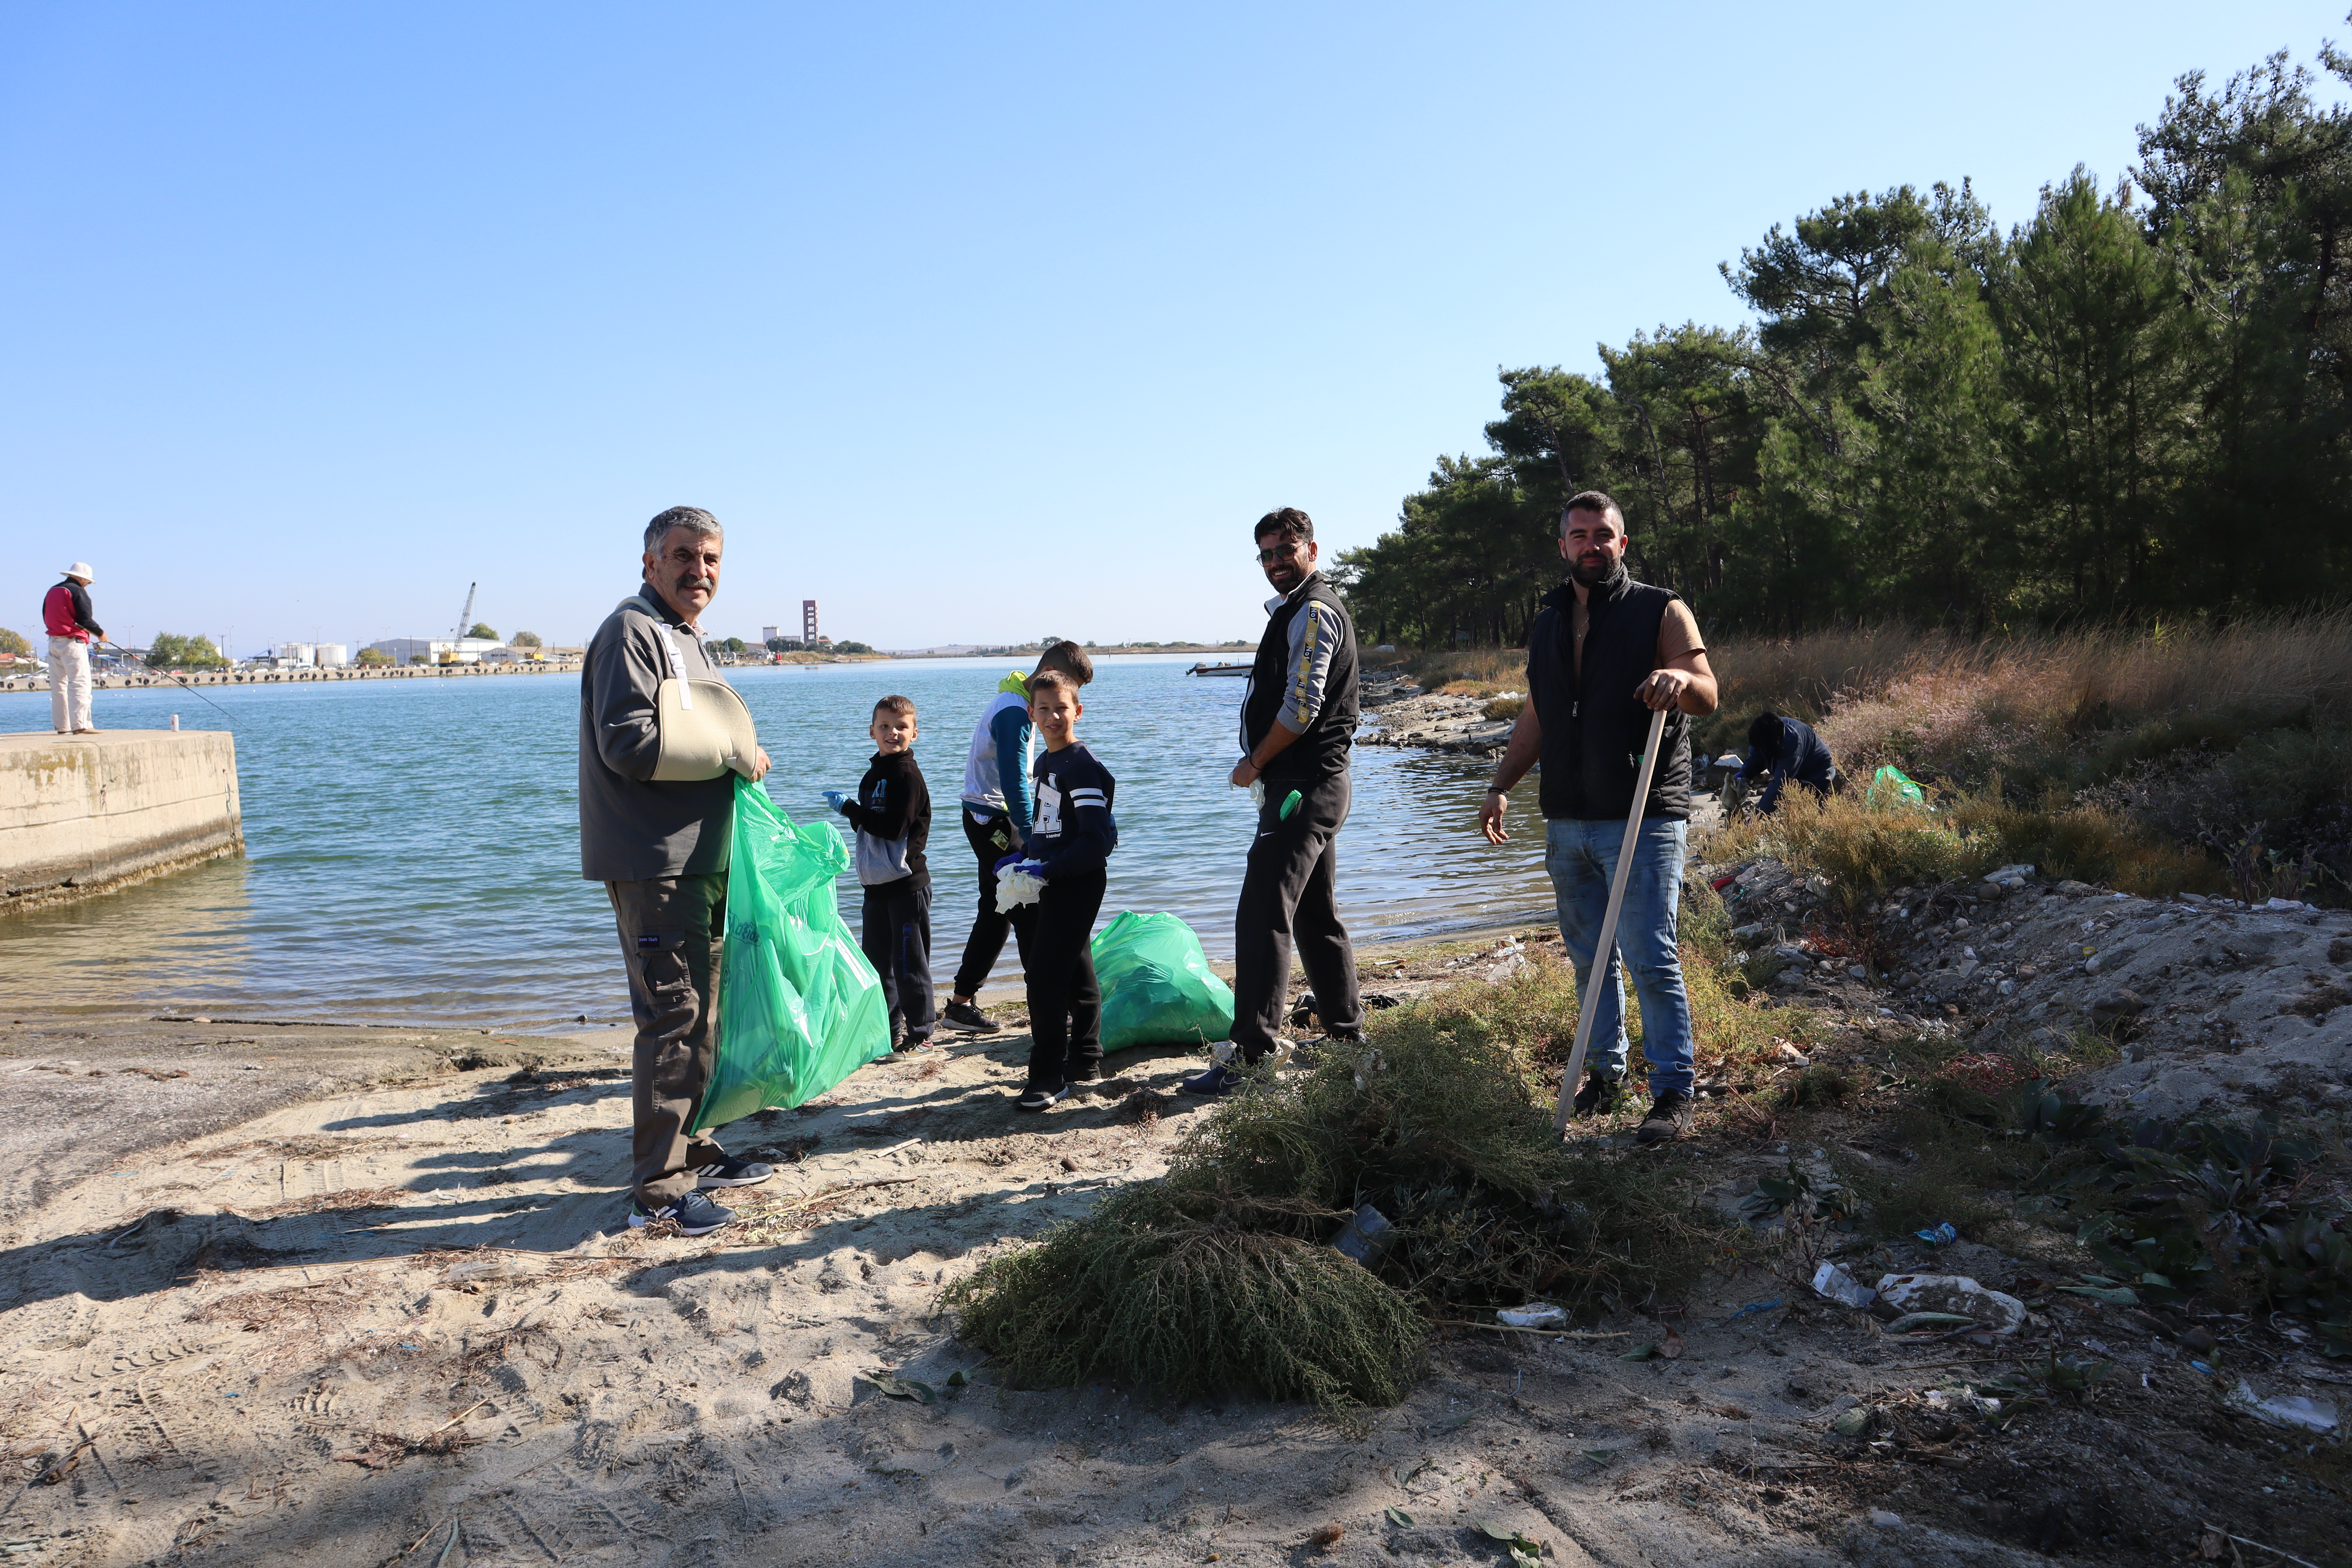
[0,731,243,911]
[0,661,584,695]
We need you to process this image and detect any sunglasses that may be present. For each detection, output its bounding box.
[1254,542,1305,563]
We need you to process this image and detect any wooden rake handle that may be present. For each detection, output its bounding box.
[1553,703,1670,1134]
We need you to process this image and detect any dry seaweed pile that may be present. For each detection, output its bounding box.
[944,991,1705,1416]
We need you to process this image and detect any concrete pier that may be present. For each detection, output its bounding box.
[0,731,243,911]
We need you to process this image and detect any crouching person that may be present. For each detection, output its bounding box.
[581,506,777,1236]
[1737,711,1836,814]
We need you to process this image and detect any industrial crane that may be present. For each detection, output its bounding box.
[453,583,477,642]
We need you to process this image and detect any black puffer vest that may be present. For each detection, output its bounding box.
[1242,572,1359,783]
[1526,571,1692,821]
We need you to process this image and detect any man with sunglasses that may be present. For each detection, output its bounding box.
[1185,508,1362,1094]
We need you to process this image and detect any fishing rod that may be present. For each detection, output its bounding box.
[98,636,243,724]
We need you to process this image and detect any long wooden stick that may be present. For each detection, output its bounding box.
[1554,704,1670,1134]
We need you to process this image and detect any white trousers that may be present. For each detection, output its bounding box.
[48,637,93,733]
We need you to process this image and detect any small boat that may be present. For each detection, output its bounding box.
[1185,662,1252,677]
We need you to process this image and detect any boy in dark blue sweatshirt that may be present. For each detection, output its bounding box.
[1000,668,1118,1109]
[832,695,935,1050]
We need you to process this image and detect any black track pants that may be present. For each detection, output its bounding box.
[861,874,935,1043]
[1231,771,1360,1062]
[1013,867,1105,1089]
[951,808,1019,997]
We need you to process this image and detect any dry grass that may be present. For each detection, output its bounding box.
[1385,648,1526,691]
[1700,610,2352,786]
[1704,788,2221,912]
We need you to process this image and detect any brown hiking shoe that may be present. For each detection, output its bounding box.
[1635,1091,1696,1144]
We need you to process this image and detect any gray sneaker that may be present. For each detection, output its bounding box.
[628,1190,735,1236]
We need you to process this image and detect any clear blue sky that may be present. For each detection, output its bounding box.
[4,2,2345,655]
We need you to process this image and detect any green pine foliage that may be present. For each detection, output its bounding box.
[1338,41,2352,639]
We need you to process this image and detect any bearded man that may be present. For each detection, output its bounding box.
[1477,491,1719,1142]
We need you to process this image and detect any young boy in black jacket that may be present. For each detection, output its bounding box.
[1000,668,1117,1109]
[833,695,935,1050]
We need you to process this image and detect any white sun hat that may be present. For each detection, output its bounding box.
[62,562,95,582]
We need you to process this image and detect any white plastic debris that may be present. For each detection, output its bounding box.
[1812,1262,1877,1309]
[1497,1302,1568,1329]
[1875,1274,2027,1334]
[2224,1380,2339,1434]
[995,864,1045,909]
[1485,953,1531,985]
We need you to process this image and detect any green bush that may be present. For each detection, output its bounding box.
[943,973,1708,1415]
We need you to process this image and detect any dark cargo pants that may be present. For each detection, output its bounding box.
[608,874,730,1209]
[1231,771,1361,1063]
[861,873,936,1044]
[951,807,1020,997]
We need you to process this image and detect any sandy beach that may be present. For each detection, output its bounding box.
[3,906,2345,1568]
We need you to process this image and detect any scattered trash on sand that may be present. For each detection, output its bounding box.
[1875,1274,2027,1334]
[1812,1262,1877,1309]
[2224,1380,2339,1434]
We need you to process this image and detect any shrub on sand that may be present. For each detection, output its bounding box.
[1706,788,2218,913]
[942,969,1707,1417]
[941,1183,1426,1415]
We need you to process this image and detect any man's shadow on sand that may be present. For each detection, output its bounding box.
[0,1037,1207,1314]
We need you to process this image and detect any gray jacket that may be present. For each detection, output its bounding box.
[578,587,737,882]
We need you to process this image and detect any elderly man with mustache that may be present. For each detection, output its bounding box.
[580,505,774,1236]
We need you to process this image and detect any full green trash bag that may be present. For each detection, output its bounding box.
[695,777,891,1131]
[1867,764,1929,808]
[1090,910,1235,1050]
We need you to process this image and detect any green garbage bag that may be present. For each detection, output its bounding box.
[1090,910,1235,1050]
[1867,764,1929,808]
[695,777,891,1131]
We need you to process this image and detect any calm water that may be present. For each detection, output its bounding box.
[0,657,1554,1030]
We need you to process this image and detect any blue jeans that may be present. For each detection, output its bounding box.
[1543,818,1694,1098]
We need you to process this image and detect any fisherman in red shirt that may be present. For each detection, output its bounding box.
[42,562,103,735]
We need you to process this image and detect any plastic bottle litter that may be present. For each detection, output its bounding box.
[1330,1204,1396,1266]
[2224,1381,2339,1434]
[1875,1274,2027,1334]
[1811,1262,1877,1309]
[1914,1221,1959,1246]
[1497,1303,1568,1330]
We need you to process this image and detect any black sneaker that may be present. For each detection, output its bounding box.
[894,1034,935,1054]
[1571,1071,1624,1118]
[686,1154,774,1189]
[1635,1091,1697,1144]
[1179,1063,1245,1096]
[940,999,999,1034]
[628,1190,736,1235]
[1068,1062,1103,1083]
[1015,1083,1068,1112]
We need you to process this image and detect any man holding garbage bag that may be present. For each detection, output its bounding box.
[1477,491,1718,1143]
[581,506,776,1237]
[1185,507,1363,1096]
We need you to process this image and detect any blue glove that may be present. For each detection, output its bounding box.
[993,853,1024,875]
[824,789,851,814]
[1015,858,1046,881]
